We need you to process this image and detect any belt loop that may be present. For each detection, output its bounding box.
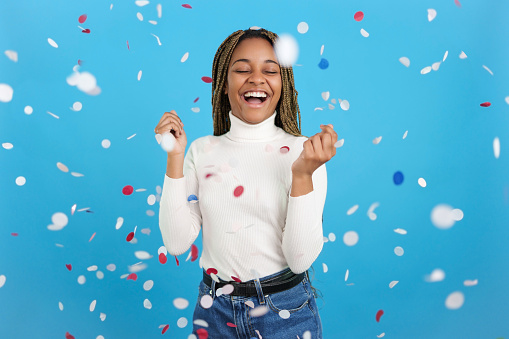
[253,278,266,304]
[211,278,216,299]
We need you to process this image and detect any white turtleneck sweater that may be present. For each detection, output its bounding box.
[159,111,327,282]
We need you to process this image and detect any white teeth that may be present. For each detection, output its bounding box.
[244,92,267,98]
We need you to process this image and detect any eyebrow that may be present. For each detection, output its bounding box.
[232,59,279,66]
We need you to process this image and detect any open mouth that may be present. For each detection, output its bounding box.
[241,92,269,107]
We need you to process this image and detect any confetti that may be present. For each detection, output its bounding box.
[135,251,153,260]
[65,263,72,271]
[279,310,291,319]
[425,268,445,282]
[345,269,349,281]
[89,232,96,242]
[373,136,382,144]
[196,328,208,339]
[340,100,350,110]
[393,171,404,185]
[274,34,299,67]
[4,50,18,62]
[367,202,380,220]
[493,137,500,159]
[455,0,462,8]
[480,102,491,107]
[174,297,189,309]
[0,83,14,102]
[445,291,464,309]
[343,231,359,246]
[90,300,96,312]
[418,178,427,187]
[354,11,364,21]
[443,51,448,62]
[318,58,329,69]
[250,305,269,317]
[78,14,87,23]
[48,38,58,48]
[24,106,33,114]
[297,22,309,34]
[181,52,189,62]
[200,295,213,308]
[206,268,218,275]
[389,281,398,288]
[399,57,410,67]
[123,185,134,195]
[182,4,192,9]
[360,28,369,37]
[127,273,138,281]
[151,33,162,45]
[135,0,149,5]
[432,62,441,71]
[464,279,478,286]
[393,228,407,235]
[427,9,437,22]
[177,317,188,328]
[71,102,82,111]
[394,246,404,256]
[191,107,200,113]
[421,66,432,74]
[65,332,75,339]
[127,40,130,50]
[161,324,169,334]
[144,299,152,309]
[201,76,213,83]
[0,275,6,288]
[59,302,64,311]
[82,29,90,34]
[159,253,167,264]
[157,4,162,18]
[78,275,86,284]
[233,186,244,197]
[138,70,142,81]
[459,51,467,59]
[377,333,385,338]
[194,97,199,103]
[100,313,106,321]
[347,205,359,215]
[376,309,384,322]
[323,263,328,273]
[15,176,26,186]
[320,45,324,56]
[191,244,199,261]
[148,20,157,25]
[431,204,463,229]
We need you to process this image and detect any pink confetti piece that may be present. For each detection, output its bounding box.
[480,102,491,107]
[376,309,384,322]
[194,97,199,103]
[77,59,83,66]
[454,0,462,7]
[161,324,169,334]
[206,268,218,275]
[89,232,96,242]
[233,186,244,197]
[159,253,167,264]
[231,276,242,282]
[196,328,208,339]
[191,244,199,262]
[66,264,72,271]
[205,173,214,179]
[182,4,192,8]
[175,256,179,266]
[11,233,18,236]
[126,232,134,242]
[127,40,130,50]
[279,146,290,154]
[201,76,212,83]
[78,14,87,23]
[122,185,134,195]
[226,322,237,327]
[66,332,76,339]
[354,11,364,21]
[82,29,90,34]
[127,273,138,281]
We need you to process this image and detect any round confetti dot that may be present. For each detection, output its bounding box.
[431,204,457,229]
[101,139,111,149]
[0,83,13,102]
[200,295,213,309]
[427,268,445,282]
[147,194,156,205]
[233,186,244,197]
[340,100,350,110]
[72,102,82,111]
[59,302,64,310]
[78,275,86,284]
[143,299,152,309]
[394,246,404,256]
[177,317,188,328]
[173,297,189,310]
[274,34,299,67]
[279,310,290,319]
[354,11,364,21]
[158,253,167,264]
[445,291,464,309]
[122,185,134,195]
[318,58,329,70]
[328,233,336,242]
[297,22,309,34]
[52,212,68,227]
[106,264,116,271]
[15,176,26,186]
[96,271,104,279]
[343,231,359,246]
[418,178,427,187]
[24,106,33,114]
[143,280,154,291]
[393,171,404,185]
[78,14,87,23]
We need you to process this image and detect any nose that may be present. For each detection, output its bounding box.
[247,69,265,85]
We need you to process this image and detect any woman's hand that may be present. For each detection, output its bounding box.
[154,110,187,157]
[291,124,338,177]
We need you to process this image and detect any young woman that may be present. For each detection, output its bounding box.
[155,27,337,339]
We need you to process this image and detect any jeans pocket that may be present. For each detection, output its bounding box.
[265,280,310,314]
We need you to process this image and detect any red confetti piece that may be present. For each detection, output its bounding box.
[89,232,96,242]
[78,14,87,23]
[480,102,491,107]
[191,244,199,262]
[206,268,218,275]
[161,324,169,334]
[175,255,179,266]
[280,146,290,154]
[127,273,137,281]
[201,76,213,83]
[231,276,242,283]
[122,185,134,195]
[226,322,237,327]
[65,332,75,339]
[454,0,462,7]
[376,309,384,322]
[354,11,364,21]
[78,59,82,66]
[159,253,167,264]
[126,232,134,242]
[66,264,72,271]
[127,40,130,51]
[194,97,199,103]
[196,328,208,339]
[11,233,18,236]
[205,173,214,179]
[82,29,91,34]
[233,186,244,197]
[182,4,192,9]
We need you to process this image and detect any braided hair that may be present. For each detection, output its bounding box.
[211,28,305,138]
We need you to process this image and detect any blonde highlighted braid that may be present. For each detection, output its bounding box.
[211,28,305,138]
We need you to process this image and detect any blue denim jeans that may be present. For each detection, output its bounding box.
[191,267,323,339]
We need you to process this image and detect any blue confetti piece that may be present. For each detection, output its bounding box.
[187,194,198,202]
[393,171,404,185]
[318,58,329,69]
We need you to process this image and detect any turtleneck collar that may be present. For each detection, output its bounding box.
[225,110,280,142]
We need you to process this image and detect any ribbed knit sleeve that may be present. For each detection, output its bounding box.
[159,140,202,256]
[282,162,327,274]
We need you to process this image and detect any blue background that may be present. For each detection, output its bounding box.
[1,0,508,338]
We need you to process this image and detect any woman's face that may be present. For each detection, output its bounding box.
[224,37,282,125]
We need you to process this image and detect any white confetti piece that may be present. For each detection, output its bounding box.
[2,142,13,150]
[15,176,26,186]
[389,281,399,288]
[128,262,147,273]
[173,297,189,310]
[151,33,162,45]
[427,9,437,21]
[494,137,500,159]
[334,139,344,148]
[459,51,467,59]
[24,106,33,114]
[181,52,189,62]
[158,246,168,256]
[102,139,111,149]
[106,264,116,271]
[48,38,58,48]
[138,70,142,81]
[147,194,156,205]
[464,279,478,286]
[71,102,82,111]
[46,111,60,119]
[100,313,106,321]
[297,22,309,34]
[314,107,324,111]
[343,231,359,246]
[303,331,312,339]
[191,107,200,113]
[127,133,136,140]
[421,66,432,74]
[137,12,143,21]
[279,309,291,319]
[157,4,162,18]
[322,263,328,273]
[193,319,208,327]
[148,20,157,25]
[160,131,176,152]
[135,0,149,6]
[58,302,64,310]
[0,83,14,102]
[78,275,86,284]
[373,136,382,145]
[328,104,336,110]
[360,28,369,37]
[347,204,359,215]
[418,178,427,187]
[4,50,18,62]
[377,333,386,338]
[445,291,464,309]
[321,91,330,101]
[482,65,494,75]
[115,217,124,230]
[200,295,213,309]
[443,51,448,62]
[328,233,336,242]
[96,271,104,279]
[143,280,154,291]
[177,317,188,328]
[52,212,68,228]
[135,251,153,260]
[249,305,269,317]
[244,300,255,308]
[431,204,462,229]
[432,62,441,71]
[320,45,324,56]
[345,269,349,281]
[340,100,350,110]
[368,202,379,220]
[403,130,408,139]
[393,228,407,235]
[394,246,404,256]
[0,275,6,288]
[505,96,509,105]
[274,34,299,67]
[90,300,97,312]
[425,268,445,282]
[87,265,98,271]
[399,57,410,67]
